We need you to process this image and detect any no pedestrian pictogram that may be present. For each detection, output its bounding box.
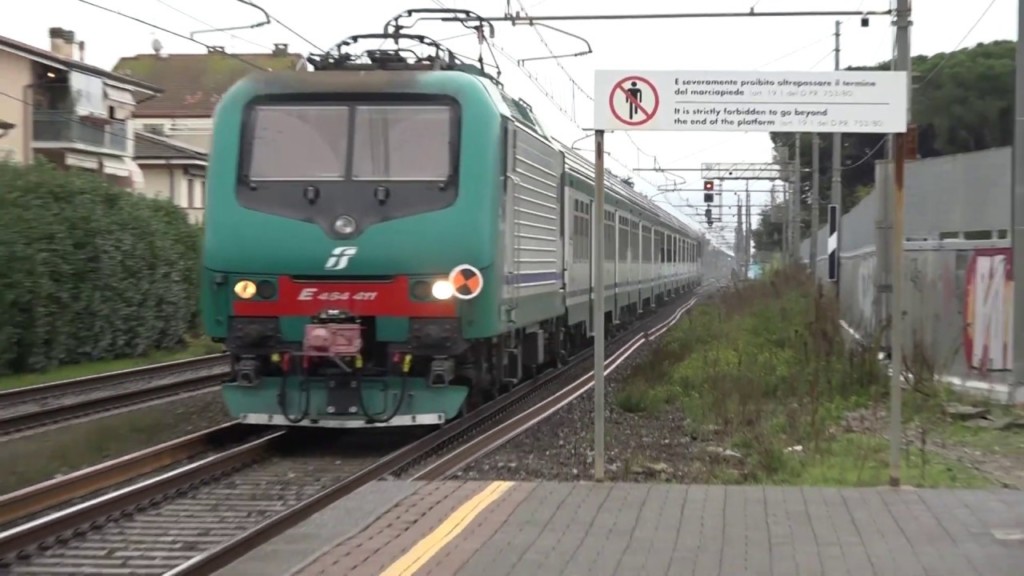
[608,75,659,127]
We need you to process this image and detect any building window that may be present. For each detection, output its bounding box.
[187,178,195,208]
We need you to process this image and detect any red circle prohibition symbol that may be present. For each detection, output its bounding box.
[609,75,660,127]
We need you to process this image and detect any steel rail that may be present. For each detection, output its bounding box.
[0,431,283,559]
[0,422,254,527]
[170,290,708,575]
[0,354,228,404]
[0,357,231,435]
[0,287,714,573]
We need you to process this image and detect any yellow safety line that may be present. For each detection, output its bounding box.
[380,481,515,576]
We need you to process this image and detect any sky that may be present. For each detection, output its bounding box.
[3,0,1016,251]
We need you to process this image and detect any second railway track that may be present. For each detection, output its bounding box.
[0,354,230,437]
[0,286,717,575]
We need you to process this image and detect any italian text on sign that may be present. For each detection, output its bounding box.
[594,70,909,133]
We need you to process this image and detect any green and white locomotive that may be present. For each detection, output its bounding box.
[200,15,706,428]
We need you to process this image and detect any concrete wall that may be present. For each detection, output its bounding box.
[137,162,206,225]
[0,50,33,163]
[800,147,1017,399]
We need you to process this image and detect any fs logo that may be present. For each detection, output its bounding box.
[324,247,358,271]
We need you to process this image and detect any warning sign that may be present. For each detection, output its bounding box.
[607,75,659,127]
[595,69,909,133]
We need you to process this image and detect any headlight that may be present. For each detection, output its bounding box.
[333,215,357,235]
[234,280,257,299]
[431,280,454,300]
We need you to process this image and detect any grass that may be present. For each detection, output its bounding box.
[770,434,993,489]
[615,265,1000,488]
[0,336,223,391]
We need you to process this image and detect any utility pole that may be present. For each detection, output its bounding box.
[593,130,606,482]
[776,147,791,258]
[791,134,802,262]
[831,20,844,292]
[887,0,912,489]
[746,183,752,278]
[809,134,821,278]
[1013,0,1024,398]
[736,194,744,275]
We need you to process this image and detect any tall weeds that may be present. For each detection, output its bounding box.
[617,265,889,479]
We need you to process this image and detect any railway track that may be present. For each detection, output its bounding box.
[0,354,230,437]
[0,287,712,575]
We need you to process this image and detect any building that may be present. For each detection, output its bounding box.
[112,43,307,151]
[133,130,207,225]
[0,27,162,189]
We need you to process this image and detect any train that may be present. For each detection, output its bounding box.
[200,12,711,429]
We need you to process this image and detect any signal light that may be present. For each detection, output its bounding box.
[703,180,714,191]
[704,207,714,227]
[703,192,714,203]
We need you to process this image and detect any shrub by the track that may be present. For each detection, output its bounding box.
[0,160,201,375]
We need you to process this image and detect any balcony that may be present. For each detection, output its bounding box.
[32,111,129,154]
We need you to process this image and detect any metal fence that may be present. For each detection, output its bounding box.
[800,146,1019,401]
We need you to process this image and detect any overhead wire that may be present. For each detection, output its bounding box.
[1,89,158,148]
[427,0,667,192]
[826,0,1001,174]
[917,0,999,87]
[77,0,269,70]
[509,0,664,175]
[150,0,271,51]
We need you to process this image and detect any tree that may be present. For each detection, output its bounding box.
[753,40,1016,253]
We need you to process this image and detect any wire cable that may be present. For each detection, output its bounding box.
[77,0,269,70]
[151,0,271,51]
[814,0,999,174]
[0,89,147,146]
[918,0,999,87]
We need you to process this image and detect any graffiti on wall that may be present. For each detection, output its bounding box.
[964,248,1014,372]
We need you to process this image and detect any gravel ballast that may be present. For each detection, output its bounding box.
[453,326,728,484]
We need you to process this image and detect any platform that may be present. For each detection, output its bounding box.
[218,480,1024,576]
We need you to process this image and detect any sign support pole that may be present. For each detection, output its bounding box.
[888,0,911,488]
[593,129,606,482]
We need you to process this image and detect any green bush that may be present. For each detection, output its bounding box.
[0,160,201,374]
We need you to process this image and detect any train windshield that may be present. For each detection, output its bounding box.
[247,104,452,181]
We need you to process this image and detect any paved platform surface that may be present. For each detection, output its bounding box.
[221,481,1024,576]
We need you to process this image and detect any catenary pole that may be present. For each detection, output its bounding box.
[810,134,820,277]
[831,20,844,292]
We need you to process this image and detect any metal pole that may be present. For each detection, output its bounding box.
[593,129,606,482]
[736,195,743,274]
[1012,0,1024,395]
[888,0,911,489]
[791,134,802,262]
[831,20,843,292]
[775,147,790,258]
[810,134,821,277]
[746,183,752,278]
